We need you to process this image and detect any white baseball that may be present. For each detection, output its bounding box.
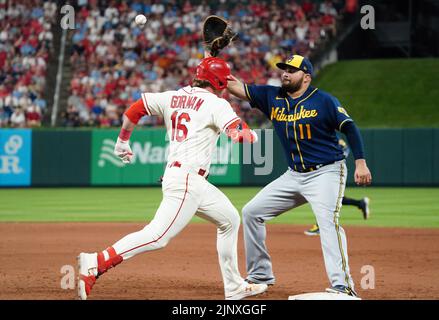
[135,14,147,26]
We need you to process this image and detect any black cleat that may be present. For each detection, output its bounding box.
[304,224,320,236]
[245,279,274,287]
[359,197,370,220]
[326,285,358,297]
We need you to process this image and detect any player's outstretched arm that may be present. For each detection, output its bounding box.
[224,118,258,143]
[114,99,147,164]
[202,50,248,101]
[226,74,249,102]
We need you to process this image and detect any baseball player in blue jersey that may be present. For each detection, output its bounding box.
[227,54,372,298]
[305,138,370,236]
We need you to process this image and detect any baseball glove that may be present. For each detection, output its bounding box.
[202,15,237,57]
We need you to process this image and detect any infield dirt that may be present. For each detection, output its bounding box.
[1,223,438,300]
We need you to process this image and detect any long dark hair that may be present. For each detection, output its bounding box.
[192,78,214,89]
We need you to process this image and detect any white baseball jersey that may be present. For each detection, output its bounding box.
[141,86,240,171]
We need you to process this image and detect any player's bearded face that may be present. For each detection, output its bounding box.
[281,71,304,93]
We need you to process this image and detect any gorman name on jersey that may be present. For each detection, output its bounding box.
[270,105,318,122]
[170,95,205,111]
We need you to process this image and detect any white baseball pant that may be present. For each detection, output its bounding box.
[110,165,244,296]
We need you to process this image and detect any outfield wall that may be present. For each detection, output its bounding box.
[1,128,438,187]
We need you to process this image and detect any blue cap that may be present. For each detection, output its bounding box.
[276,55,313,76]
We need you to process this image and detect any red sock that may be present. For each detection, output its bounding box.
[97,246,123,276]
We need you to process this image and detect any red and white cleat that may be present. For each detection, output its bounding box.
[77,253,98,300]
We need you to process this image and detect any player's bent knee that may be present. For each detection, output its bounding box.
[139,226,172,249]
[218,212,240,233]
[242,202,258,220]
[230,209,241,228]
[155,236,171,249]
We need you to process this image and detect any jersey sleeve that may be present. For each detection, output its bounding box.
[327,94,353,131]
[212,100,241,133]
[243,84,271,116]
[141,92,170,117]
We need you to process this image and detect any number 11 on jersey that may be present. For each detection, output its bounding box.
[298,123,312,140]
[171,111,191,142]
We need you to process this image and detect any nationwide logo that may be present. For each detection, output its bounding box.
[97,138,237,169]
[97,139,170,167]
[98,139,124,167]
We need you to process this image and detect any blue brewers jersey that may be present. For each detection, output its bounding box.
[244,84,353,171]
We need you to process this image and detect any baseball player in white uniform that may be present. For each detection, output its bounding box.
[77,57,268,300]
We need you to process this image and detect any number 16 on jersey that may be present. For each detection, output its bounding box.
[171,111,191,142]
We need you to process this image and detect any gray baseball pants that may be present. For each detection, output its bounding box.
[242,160,355,290]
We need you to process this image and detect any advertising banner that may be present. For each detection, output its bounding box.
[0,129,32,186]
[91,129,240,185]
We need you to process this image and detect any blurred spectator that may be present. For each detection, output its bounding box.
[10,107,26,128]
[0,0,57,128]
[0,108,8,127]
[302,0,315,15]
[26,105,42,127]
[320,0,338,16]
[61,105,81,127]
[345,0,358,14]
[344,0,358,22]
[267,72,282,86]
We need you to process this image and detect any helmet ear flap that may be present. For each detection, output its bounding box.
[216,77,226,89]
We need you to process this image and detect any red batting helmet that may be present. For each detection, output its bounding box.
[195,57,231,90]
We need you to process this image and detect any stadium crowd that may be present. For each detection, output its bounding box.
[0,0,353,128]
[64,0,349,128]
[0,0,57,128]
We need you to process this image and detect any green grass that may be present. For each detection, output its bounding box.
[0,187,438,228]
[313,58,439,127]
